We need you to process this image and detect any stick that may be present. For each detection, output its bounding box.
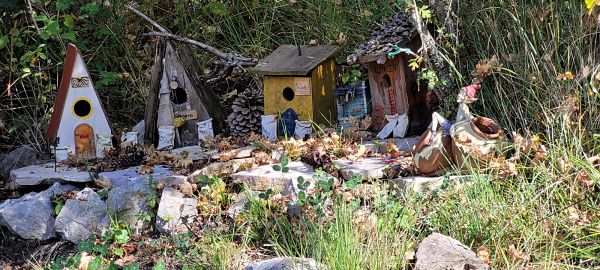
[125,4,169,33]
[146,31,258,66]
[26,0,42,36]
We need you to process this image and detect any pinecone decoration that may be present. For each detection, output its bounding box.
[228,87,264,136]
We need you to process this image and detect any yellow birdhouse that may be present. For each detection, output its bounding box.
[252,45,340,125]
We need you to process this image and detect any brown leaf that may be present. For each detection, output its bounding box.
[114,255,136,267]
[179,181,194,197]
[332,0,342,5]
[309,39,319,46]
[138,165,153,175]
[508,244,529,261]
[477,246,491,264]
[582,66,591,77]
[337,32,347,45]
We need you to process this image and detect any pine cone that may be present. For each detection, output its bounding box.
[228,87,264,137]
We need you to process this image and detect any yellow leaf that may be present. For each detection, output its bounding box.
[586,0,600,13]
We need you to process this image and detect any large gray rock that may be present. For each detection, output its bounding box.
[155,187,197,234]
[55,188,109,243]
[98,165,172,186]
[172,145,217,161]
[414,233,490,270]
[244,257,328,270]
[0,145,39,179]
[232,162,319,195]
[9,163,93,187]
[106,180,153,235]
[0,185,62,240]
[391,175,477,195]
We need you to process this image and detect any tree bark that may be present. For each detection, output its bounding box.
[143,40,165,145]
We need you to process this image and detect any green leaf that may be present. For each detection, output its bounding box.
[45,21,61,36]
[114,229,130,244]
[112,247,124,257]
[87,256,102,270]
[0,36,7,50]
[123,263,140,270]
[63,15,74,28]
[57,0,72,11]
[282,167,290,173]
[152,261,167,270]
[81,3,100,16]
[281,156,289,167]
[419,6,432,20]
[203,2,229,16]
[54,200,64,215]
[273,165,282,171]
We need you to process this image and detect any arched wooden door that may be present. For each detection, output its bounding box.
[74,123,96,158]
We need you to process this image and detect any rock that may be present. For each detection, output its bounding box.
[9,163,93,188]
[244,257,328,270]
[55,188,109,243]
[132,120,145,143]
[226,191,257,218]
[156,175,188,188]
[361,137,419,153]
[0,145,39,179]
[211,146,256,160]
[414,233,490,270]
[98,165,172,186]
[172,145,217,161]
[391,175,476,195]
[42,182,80,199]
[232,162,319,195]
[191,158,256,177]
[334,158,392,180]
[106,180,153,235]
[0,189,56,240]
[155,187,197,234]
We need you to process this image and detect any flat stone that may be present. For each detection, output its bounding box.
[98,165,172,186]
[415,233,490,270]
[10,163,93,187]
[191,158,256,178]
[106,179,153,235]
[155,187,197,234]
[232,162,318,194]
[334,158,391,180]
[362,136,419,153]
[155,175,188,188]
[244,257,328,270]
[211,146,256,160]
[0,184,64,240]
[391,175,476,195]
[172,145,217,161]
[55,188,109,243]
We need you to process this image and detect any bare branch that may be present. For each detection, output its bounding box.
[125,4,169,33]
[146,31,258,67]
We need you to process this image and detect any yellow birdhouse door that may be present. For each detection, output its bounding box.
[74,123,96,158]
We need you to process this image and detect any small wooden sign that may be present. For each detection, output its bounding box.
[174,110,198,121]
[294,77,311,96]
[71,77,90,88]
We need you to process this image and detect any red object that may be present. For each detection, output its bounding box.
[462,84,481,99]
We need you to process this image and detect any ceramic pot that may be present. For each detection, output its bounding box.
[451,117,503,171]
[413,129,454,175]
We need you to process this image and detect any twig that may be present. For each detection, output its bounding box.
[125,4,169,33]
[146,31,258,66]
[26,0,42,36]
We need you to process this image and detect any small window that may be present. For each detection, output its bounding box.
[382,74,392,88]
[282,87,295,101]
[73,99,92,118]
[171,87,188,105]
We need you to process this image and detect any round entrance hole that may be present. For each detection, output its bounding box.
[73,99,92,118]
[171,87,188,105]
[282,87,295,101]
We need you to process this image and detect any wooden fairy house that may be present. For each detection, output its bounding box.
[347,12,436,135]
[144,40,225,148]
[46,43,113,159]
[251,45,340,125]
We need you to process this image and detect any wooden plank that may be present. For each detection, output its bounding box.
[264,76,313,121]
[252,45,341,75]
[311,59,337,125]
[74,124,96,158]
[367,58,408,131]
[144,40,164,145]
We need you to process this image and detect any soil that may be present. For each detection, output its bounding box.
[0,228,76,269]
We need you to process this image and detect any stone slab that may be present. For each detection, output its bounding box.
[244,257,327,270]
[10,163,93,187]
[415,233,490,270]
[211,146,256,160]
[334,158,392,180]
[191,158,256,178]
[98,165,173,186]
[156,187,198,234]
[232,162,318,194]
[172,145,217,161]
[362,136,419,153]
[391,175,476,194]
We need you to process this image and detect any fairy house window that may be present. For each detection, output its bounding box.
[347,12,436,136]
[46,44,113,159]
[251,45,340,125]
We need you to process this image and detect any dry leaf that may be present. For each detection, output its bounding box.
[94,177,112,190]
[115,255,136,267]
[533,145,548,162]
[337,32,347,45]
[477,246,491,264]
[508,244,529,261]
[309,39,319,46]
[332,0,342,5]
[361,9,373,17]
[179,181,194,197]
[77,253,95,270]
[138,165,153,175]
[582,66,591,77]
[557,71,574,80]
[348,145,366,161]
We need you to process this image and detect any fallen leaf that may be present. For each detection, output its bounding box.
[582,66,591,77]
[179,181,194,197]
[138,165,153,175]
[94,177,112,190]
[477,246,491,264]
[557,71,574,80]
[114,255,136,267]
[332,0,342,5]
[508,244,529,261]
[337,32,347,45]
[309,39,319,46]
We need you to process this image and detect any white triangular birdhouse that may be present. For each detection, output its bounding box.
[46,43,112,159]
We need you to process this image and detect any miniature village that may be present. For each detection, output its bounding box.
[0,2,598,270]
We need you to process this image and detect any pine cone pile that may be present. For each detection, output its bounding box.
[228,87,264,136]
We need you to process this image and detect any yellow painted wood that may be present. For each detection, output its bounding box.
[264,76,314,120]
[311,59,337,125]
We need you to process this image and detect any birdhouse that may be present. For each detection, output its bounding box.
[347,12,437,136]
[46,43,112,159]
[252,45,340,125]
